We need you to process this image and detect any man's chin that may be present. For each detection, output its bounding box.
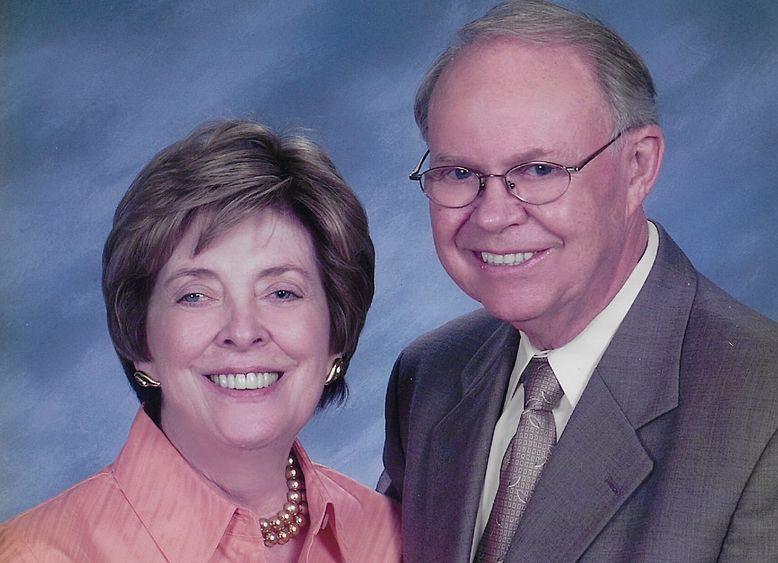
[478,297,543,327]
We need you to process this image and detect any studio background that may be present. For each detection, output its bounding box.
[1,1,776,521]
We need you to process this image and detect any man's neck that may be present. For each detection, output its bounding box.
[517,217,650,350]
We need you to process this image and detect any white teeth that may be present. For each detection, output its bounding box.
[209,372,280,390]
[480,251,534,266]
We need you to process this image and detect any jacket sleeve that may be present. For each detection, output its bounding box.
[377,352,408,502]
[718,427,778,561]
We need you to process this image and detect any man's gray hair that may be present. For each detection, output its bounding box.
[415,0,658,141]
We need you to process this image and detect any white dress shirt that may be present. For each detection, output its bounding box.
[470,221,659,560]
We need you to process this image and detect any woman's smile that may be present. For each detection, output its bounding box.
[207,371,280,390]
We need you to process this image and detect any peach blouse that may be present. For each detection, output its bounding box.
[0,409,401,562]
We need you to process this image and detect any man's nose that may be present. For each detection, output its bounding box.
[469,175,530,232]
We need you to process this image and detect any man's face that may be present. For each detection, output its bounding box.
[426,38,648,348]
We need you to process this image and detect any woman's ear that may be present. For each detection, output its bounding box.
[132,361,161,388]
[325,355,345,385]
[133,370,161,389]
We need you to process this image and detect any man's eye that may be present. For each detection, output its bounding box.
[521,163,563,179]
[273,289,300,301]
[178,292,206,304]
[449,167,474,181]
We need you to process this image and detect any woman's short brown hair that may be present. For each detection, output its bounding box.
[102,120,375,416]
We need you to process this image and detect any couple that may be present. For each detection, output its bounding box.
[2,1,777,561]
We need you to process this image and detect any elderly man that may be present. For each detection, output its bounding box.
[379,1,778,561]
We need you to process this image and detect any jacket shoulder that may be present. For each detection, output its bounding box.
[688,275,778,371]
[694,274,778,342]
[684,275,778,417]
[400,308,508,367]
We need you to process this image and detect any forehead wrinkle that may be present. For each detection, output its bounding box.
[429,39,614,164]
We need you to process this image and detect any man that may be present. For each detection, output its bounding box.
[379,1,778,561]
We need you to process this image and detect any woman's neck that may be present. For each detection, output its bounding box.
[157,418,311,562]
[192,443,309,562]
[161,422,294,517]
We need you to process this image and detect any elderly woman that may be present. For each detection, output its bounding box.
[0,120,401,561]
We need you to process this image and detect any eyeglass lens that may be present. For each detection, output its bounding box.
[420,163,571,207]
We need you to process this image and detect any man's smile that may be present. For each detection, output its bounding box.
[479,250,537,266]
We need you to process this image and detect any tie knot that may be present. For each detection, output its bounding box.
[521,357,563,411]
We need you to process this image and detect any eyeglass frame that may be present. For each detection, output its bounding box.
[408,131,623,208]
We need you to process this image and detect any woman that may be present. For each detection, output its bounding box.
[0,120,401,561]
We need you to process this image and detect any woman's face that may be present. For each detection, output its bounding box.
[136,208,337,458]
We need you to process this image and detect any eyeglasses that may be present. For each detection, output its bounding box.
[409,132,622,208]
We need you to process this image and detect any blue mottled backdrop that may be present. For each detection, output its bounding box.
[1,1,776,520]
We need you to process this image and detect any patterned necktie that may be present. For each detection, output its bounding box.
[476,357,564,562]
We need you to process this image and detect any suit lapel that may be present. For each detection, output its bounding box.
[505,373,654,561]
[505,225,697,561]
[423,322,520,561]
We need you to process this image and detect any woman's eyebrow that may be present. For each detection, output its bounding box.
[162,265,315,287]
[162,268,218,286]
[255,265,316,282]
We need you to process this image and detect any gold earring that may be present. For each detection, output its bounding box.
[133,370,161,388]
[325,358,344,386]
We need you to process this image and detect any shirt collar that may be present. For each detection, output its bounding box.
[293,442,344,556]
[112,408,349,561]
[297,449,400,561]
[516,221,659,408]
[112,409,237,561]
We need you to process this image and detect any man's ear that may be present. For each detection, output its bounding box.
[623,124,665,214]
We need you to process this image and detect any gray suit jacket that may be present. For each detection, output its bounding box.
[379,225,778,562]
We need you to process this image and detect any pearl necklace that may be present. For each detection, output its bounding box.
[259,454,308,547]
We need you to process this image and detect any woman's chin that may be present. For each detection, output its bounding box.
[160,404,294,459]
[207,411,299,451]
[159,365,322,460]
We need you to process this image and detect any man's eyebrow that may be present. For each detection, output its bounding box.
[433,147,552,167]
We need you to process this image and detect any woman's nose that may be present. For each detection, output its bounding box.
[217,305,268,350]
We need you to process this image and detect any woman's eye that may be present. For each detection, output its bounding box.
[178,292,206,304]
[273,289,300,301]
